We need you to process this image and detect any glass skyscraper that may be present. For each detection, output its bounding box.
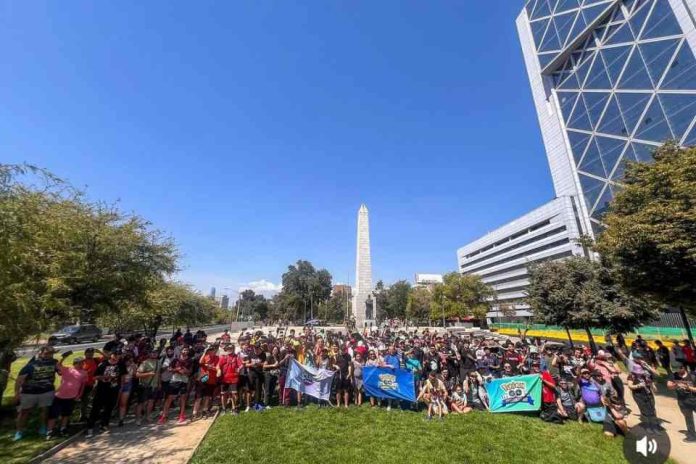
[517,0,696,235]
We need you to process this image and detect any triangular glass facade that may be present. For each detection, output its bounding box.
[536,0,696,227]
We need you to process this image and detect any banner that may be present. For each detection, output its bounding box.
[362,366,416,402]
[485,374,541,413]
[285,359,335,401]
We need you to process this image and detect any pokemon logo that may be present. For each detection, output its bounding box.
[378,374,397,391]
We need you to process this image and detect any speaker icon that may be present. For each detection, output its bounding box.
[636,435,658,457]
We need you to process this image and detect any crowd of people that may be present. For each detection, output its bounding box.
[11,326,696,443]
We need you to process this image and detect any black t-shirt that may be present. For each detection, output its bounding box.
[250,351,266,374]
[337,353,351,379]
[19,358,58,394]
[103,339,121,353]
[459,350,476,371]
[671,371,696,403]
[95,360,126,391]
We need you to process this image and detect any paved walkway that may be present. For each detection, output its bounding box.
[621,377,693,464]
[41,329,236,464]
[43,416,215,464]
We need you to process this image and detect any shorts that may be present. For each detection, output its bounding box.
[353,379,363,391]
[338,378,352,390]
[20,391,54,410]
[120,382,133,394]
[603,412,623,436]
[135,385,156,403]
[563,405,579,421]
[167,381,188,397]
[221,383,238,394]
[49,397,75,419]
[237,375,249,391]
[196,382,217,398]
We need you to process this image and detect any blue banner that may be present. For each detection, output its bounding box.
[485,374,541,413]
[362,366,416,402]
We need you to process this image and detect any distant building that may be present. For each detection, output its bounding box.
[209,287,216,299]
[332,284,352,299]
[414,274,443,288]
[220,294,230,310]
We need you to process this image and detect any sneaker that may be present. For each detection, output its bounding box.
[38,425,48,436]
[684,435,696,443]
[219,409,227,416]
[85,429,94,439]
[157,415,167,425]
[232,410,239,416]
[265,406,272,410]
[386,405,391,412]
[13,431,23,441]
[177,415,187,425]
[135,419,142,426]
[244,406,250,413]
[46,430,54,441]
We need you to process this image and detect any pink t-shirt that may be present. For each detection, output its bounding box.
[56,366,87,399]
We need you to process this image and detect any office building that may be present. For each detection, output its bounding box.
[458,0,696,322]
[414,274,444,288]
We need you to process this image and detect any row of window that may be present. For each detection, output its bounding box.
[462,219,552,259]
[461,226,568,268]
[462,238,572,275]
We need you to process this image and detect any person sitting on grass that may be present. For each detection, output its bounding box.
[417,371,447,420]
[463,371,488,412]
[449,384,471,414]
[14,345,59,441]
[556,378,584,423]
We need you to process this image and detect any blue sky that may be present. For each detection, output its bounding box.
[0,1,552,297]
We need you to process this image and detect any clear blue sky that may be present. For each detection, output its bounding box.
[0,1,553,296]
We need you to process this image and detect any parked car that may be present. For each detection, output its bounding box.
[48,324,103,345]
[305,319,324,327]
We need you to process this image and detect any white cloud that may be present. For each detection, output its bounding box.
[239,279,282,296]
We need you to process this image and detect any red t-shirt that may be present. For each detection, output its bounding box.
[541,371,556,404]
[199,353,219,384]
[683,345,695,363]
[82,357,102,387]
[218,354,242,384]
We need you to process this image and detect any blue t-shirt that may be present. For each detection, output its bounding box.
[384,354,400,369]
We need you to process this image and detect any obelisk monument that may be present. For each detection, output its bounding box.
[352,204,375,328]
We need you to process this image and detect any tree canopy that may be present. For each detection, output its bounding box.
[526,257,660,335]
[595,142,696,316]
[278,260,332,322]
[430,273,495,321]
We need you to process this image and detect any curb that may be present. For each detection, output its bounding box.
[186,409,220,463]
[28,429,85,464]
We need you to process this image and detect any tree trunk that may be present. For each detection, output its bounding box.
[584,327,598,354]
[679,306,694,345]
[565,327,574,348]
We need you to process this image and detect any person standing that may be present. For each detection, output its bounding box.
[86,352,125,438]
[193,345,219,419]
[262,346,281,408]
[134,350,160,425]
[78,348,103,422]
[217,344,241,414]
[47,356,87,438]
[667,364,696,442]
[13,346,59,441]
[654,340,671,375]
[158,347,192,425]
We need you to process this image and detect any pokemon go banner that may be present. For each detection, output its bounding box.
[362,367,416,402]
[485,374,541,413]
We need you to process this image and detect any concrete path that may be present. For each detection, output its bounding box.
[40,329,235,464]
[622,377,694,464]
[43,416,215,464]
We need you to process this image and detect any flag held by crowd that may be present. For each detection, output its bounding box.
[362,367,416,402]
[485,374,541,413]
[285,359,335,400]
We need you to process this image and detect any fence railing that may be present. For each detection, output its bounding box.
[489,322,692,341]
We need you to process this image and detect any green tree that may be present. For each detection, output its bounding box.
[430,273,495,324]
[373,281,388,321]
[406,287,432,323]
[279,260,332,322]
[237,290,269,322]
[526,257,660,352]
[385,280,411,319]
[595,143,696,324]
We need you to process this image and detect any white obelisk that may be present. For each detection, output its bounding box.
[352,204,374,328]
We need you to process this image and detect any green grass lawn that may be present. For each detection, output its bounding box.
[1,351,85,464]
[192,405,633,464]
